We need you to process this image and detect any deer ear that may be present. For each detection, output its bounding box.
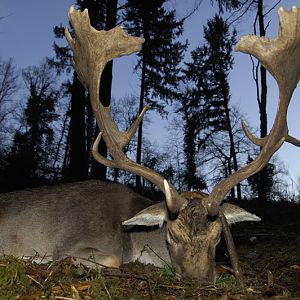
[122,202,168,228]
[221,203,261,225]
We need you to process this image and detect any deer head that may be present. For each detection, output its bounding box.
[65,5,300,282]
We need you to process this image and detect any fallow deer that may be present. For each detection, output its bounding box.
[0,5,299,283]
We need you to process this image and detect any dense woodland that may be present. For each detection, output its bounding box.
[0,0,298,204]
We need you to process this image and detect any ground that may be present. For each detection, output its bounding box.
[0,202,299,299]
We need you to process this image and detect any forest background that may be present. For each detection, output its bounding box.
[1,0,300,204]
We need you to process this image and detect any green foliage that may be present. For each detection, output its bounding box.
[90,272,122,299]
[159,264,177,280]
[0,256,28,299]
[215,274,240,290]
[282,290,291,299]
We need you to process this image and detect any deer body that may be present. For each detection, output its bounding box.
[0,179,260,282]
[0,180,168,267]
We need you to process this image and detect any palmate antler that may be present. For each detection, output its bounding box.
[65,6,186,214]
[205,6,300,211]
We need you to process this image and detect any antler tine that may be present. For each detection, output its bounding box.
[241,121,267,147]
[205,6,300,212]
[65,6,185,214]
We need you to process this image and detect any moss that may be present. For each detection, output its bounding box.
[0,255,29,299]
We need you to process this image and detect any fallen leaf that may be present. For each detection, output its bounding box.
[290,264,300,270]
[76,283,92,291]
[246,287,262,294]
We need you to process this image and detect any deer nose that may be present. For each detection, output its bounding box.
[182,267,215,283]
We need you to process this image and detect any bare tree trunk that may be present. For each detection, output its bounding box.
[52,103,70,182]
[86,99,95,174]
[257,0,268,203]
[136,56,146,189]
[90,0,118,179]
[62,122,71,180]
[224,99,242,200]
[226,156,235,199]
[65,73,88,181]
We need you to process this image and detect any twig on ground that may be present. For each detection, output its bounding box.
[26,274,43,288]
[102,270,155,300]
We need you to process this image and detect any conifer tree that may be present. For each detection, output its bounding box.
[180,15,238,196]
[124,0,187,188]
